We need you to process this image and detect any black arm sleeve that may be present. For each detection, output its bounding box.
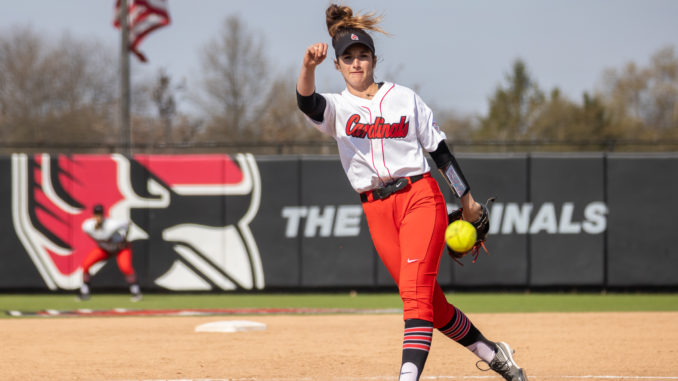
[296,90,326,123]
[429,140,471,197]
[429,140,454,169]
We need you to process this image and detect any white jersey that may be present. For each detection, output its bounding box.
[306,82,446,193]
[82,217,130,253]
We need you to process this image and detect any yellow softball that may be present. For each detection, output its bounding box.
[445,220,477,253]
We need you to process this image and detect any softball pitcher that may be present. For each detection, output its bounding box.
[79,204,142,302]
[296,4,528,381]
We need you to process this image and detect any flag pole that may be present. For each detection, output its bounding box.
[119,0,131,156]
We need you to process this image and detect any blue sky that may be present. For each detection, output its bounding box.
[2,0,677,116]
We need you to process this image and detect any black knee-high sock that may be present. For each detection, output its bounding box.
[125,274,141,296]
[81,272,91,295]
[399,319,433,381]
[80,281,91,296]
[438,305,496,362]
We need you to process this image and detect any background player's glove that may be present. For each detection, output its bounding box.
[447,197,495,265]
[110,231,131,249]
[110,231,125,244]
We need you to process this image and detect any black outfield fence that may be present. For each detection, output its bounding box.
[1,152,676,291]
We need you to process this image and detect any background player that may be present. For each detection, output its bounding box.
[296,4,528,381]
[79,204,142,302]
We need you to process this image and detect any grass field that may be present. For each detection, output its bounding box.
[1,291,677,317]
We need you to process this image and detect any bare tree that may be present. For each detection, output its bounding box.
[0,26,118,148]
[197,15,268,141]
[255,73,330,152]
[643,46,678,134]
[152,69,178,143]
[598,45,678,139]
[134,68,205,151]
[599,61,649,138]
[435,109,476,144]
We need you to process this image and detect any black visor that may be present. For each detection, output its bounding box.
[332,29,375,57]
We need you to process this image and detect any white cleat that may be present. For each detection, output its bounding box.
[478,341,528,381]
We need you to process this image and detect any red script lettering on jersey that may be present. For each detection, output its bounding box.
[345,114,409,139]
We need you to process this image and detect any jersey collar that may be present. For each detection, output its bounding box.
[342,81,393,105]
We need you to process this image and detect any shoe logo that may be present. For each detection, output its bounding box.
[407,258,417,263]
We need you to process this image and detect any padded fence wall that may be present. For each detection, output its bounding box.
[0,153,676,291]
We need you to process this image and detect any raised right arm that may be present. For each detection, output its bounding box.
[296,43,328,96]
[297,43,329,122]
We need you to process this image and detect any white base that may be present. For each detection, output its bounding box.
[194,320,267,333]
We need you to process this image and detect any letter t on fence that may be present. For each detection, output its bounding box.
[282,207,308,238]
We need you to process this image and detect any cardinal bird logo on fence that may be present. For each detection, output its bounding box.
[11,153,264,291]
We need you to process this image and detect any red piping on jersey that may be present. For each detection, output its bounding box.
[381,140,392,180]
[361,105,382,182]
[378,84,396,181]
[379,84,396,114]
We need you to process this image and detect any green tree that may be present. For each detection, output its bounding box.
[476,59,617,150]
[528,88,577,140]
[476,59,545,140]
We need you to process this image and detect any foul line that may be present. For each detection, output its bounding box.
[127,376,678,381]
[6,307,402,318]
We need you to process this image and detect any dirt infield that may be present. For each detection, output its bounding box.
[2,312,677,380]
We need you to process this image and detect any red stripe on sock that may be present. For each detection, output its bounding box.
[441,307,471,341]
[403,343,431,351]
[405,327,434,333]
[449,319,471,341]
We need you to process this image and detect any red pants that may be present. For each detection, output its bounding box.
[362,174,456,328]
[81,246,135,277]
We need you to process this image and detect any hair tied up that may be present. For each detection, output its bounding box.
[325,3,387,38]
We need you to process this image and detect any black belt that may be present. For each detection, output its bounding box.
[360,174,426,203]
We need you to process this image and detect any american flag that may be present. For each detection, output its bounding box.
[114,0,170,62]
